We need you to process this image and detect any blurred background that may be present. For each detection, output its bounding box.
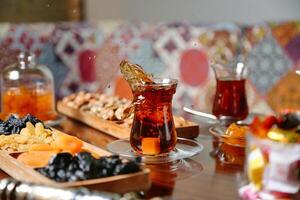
[0,0,300,114]
[85,0,300,23]
[1,0,300,23]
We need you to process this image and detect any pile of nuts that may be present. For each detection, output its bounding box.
[62,92,134,127]
[62,92,193,128]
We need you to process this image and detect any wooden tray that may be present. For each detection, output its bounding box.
[0,129,151,193]
[57,102,199,139]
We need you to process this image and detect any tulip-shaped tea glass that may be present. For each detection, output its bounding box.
[212,62,249,125]
[130,78,178,155]
[107,78,203,163]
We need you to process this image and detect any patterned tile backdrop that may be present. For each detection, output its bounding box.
[0,21,299,114]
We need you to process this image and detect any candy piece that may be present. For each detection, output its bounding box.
[119,60,153,92]
[141,137,160,155]
[247,148,267,190]
[224,123,247,138]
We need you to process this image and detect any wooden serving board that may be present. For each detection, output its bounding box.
[0,129,151,193]
[57,101,199,139]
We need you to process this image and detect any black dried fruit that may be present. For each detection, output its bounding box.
[113,161,140,175]
[76,152,94,172]
[7,115,25,127]
[67,161,79,172]
[278,113,300,130]
[22,114,42,125]
[74,170,86,180]
[35,152,141,182]
[0,114,48,135]
[134,156,142,163]
[48,153,73,169]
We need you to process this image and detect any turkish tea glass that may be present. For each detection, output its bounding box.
[130,78,178,156]
[212,62,249,125]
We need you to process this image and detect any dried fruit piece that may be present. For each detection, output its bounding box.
[261,115,277,130]
[277,113,300,130]
[52,134,83,154]
[35,153,141,182]
[17,150,59,168]
[250,114,300,143]
[29,144,60,151]
[0,120,56,152]
[224,123,247,138]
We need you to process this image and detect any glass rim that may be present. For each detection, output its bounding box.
[211,62,248,79]
[138,78,178,87]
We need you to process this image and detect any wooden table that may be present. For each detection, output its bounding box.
[0,117,245,200]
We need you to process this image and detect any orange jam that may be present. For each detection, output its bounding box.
[2,86,56,121]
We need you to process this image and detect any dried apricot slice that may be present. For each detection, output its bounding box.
[17,150,59,168]
[29,144,60,151]
[52,134,83,154]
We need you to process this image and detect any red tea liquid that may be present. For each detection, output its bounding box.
[212,78,248,121]
[130,84,177,155]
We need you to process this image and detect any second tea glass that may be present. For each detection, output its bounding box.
[130,78,178,156]
[212,62,249,125]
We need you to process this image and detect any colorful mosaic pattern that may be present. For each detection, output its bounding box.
[246,36,293,94]
[0,21,299,114]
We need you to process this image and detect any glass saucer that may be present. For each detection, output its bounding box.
[106,138,204,164]
[209,125,245,147]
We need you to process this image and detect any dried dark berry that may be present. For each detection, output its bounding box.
[74,170,86,180]
[135,156,142,163]
[22,114,42,125]
[76,152,93,162]
[277,113,300,130]
[0,125,11,135]
[67,161,79,172]
[0,114,48,135]
[56,169,67,181]
[106,155,122,167]
[114,161,140,175]
[48,153,73,169]
[35,152,141,182]
[76,152,94,172]
[69,174,79,182]
[11,126,20,134]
